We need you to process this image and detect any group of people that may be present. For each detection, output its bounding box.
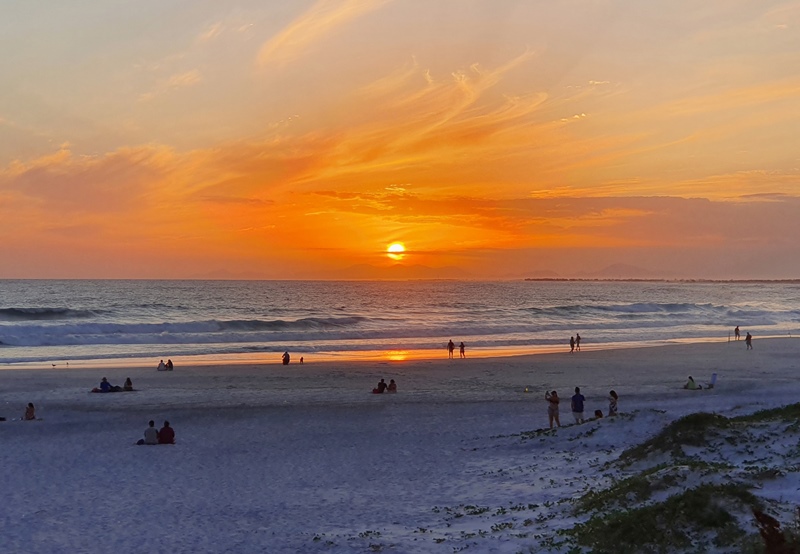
[136,420,175,445]
[447,340,466,359]
[91,377,134,393]
[156,359,174,371]
[544,387,618,429]
[372,378,398,394]
[569,334,582,352]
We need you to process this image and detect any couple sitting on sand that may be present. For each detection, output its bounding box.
[136,420,175,445]
[372,378,397,394]
[157,359,174,371]
[684,374,717,390]
[91,377,134,393]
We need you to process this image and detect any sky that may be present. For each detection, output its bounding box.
[1,0,799,280]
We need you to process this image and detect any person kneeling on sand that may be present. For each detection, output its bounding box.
[387,379,397,393]
[137,420,159,445]
[684,376,702,390]
[24,402,36,421]
[158,421,175,444]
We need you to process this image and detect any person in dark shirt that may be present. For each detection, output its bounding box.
[373,379,388,394]
[571,386,585,424]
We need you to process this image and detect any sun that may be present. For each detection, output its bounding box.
[387,242,406,261]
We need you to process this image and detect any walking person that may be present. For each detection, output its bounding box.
[575,333,581,351]
[459,342,466,358]
[746,332,753,350]
[569,336,575,353]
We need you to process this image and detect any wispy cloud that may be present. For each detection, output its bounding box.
[139,69,203,102]
[258,0,393,66]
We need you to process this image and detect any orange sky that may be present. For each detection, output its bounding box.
[1,0,799,279]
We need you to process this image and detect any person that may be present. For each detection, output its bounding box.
[165,359,174,371]
[157,360,167,371]
[684,376,702,390]
[734,326,740,340]
[575,333,581,351]
[373,379,388,394]
[608,390,619,416]
[387,379,397,393]
[123,378,134,392]
[100,377,112,393]
[459,342,466,358]
[23,402,36,421]
[545,390,561,429]
[594,409,603,419]
[282,351,291,365]
[746,332,753,350]
[569,336,575,353]
[137,420,159,445]
[571,386,585,424]
[158,421,175,444]
[447,340,455,359]
[300,357,304,364]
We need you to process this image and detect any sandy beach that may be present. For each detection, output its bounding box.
[2,338,799,553]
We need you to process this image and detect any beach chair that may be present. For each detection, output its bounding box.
[707,373,717,389]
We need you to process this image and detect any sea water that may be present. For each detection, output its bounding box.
[0,280,798,365]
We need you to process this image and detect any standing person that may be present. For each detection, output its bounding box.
[734,326,740,340]
[23,402,36,421]
[447,340,455,359]
[575,333,581,351]
[282,351,291,365]
[571,387,585,424]
[545,391,561,429]
[459,342,466,358]
[608,390,618,416]
[158,421,175,444]
[745,332,753,350]
[569,336,575,353]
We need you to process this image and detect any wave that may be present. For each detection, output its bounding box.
[0,307,102,320]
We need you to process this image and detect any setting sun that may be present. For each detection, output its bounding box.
[387,243,406,261]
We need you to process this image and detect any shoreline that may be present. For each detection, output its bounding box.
[2,333,791,371]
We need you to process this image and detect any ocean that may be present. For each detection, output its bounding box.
[1,279,798,366]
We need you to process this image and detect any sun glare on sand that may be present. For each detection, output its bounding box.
[387,242,405,261]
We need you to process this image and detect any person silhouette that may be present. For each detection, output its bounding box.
[447,340,455,359]
[734,326,740,341]
[459,342,465,358]
[575,334,581,351]
[745,332,753,350]
[569,336,575,353]
[282,351,291,365]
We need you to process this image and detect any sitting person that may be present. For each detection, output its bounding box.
[158,421,175,444]
[165,359,173,371]
[137,420,159,445]
[123,378,134,392]
[23,402,36,421]
[100,377,112,392]
[372,379,388,394]
[684,376,702,390]
[594,409,603,419]
[387,379,397,393]
[157,360,167,371]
